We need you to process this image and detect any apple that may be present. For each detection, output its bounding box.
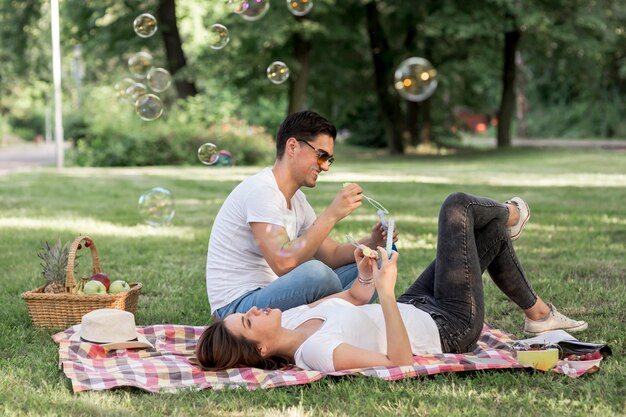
[108,280,130,294]
[83,280,107,295]
[90,273,110,291]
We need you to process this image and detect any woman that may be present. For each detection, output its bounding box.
[196,193,588,372]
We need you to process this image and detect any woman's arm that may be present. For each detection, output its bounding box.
[334,248,414,370]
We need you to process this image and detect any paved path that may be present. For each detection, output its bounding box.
[0,142,63,176]
[462,137,626,150]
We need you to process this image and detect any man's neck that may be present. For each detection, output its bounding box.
[272,163,299,204]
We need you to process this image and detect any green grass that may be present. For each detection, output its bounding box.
[1,147,625,416]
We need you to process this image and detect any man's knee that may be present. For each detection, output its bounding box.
[299,260,342,294]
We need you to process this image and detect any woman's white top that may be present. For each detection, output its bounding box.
[281,298,442,372]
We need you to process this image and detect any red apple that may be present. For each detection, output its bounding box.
[90,272,111,291]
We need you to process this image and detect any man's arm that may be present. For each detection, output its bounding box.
[250,184,363,276]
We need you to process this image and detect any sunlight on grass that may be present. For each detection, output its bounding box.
[0,217,195,239]
[46,167,626,187]
[346,213,438,225]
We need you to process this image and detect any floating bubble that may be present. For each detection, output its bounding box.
[278,239,306,257]
[114,78,136,101]
[208,24,230,50]
[263,224,305,257]
[147,68,172,92]
[125,82,147,103]
[216,150,233,166]
[393,57,438,102]
[229,0,248,14]
[240,0,270,21]
[138,187,175,226]
[135,94,163,121]
[133,13,158,38]
[266,61,290,84]
[197,143,220,165]
[128,52,154,79]
[286,0,313,16]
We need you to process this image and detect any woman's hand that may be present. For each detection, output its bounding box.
[372,247,398,297]
[354,246,375,283]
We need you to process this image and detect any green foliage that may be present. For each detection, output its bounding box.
[343,102,387,148]
[69,87,275,167]
[1,0,625,157]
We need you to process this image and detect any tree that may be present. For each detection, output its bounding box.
[157,0,197,98]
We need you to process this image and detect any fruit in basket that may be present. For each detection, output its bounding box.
[37,239,77,294]
[109,280,130,294]
[83,280,107,295]
[90,273,111,291]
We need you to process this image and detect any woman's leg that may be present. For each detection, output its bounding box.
[425,192,520,352]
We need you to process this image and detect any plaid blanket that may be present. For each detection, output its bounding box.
[52,324,592,393]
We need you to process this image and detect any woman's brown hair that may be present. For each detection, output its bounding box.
[195,320,292,371]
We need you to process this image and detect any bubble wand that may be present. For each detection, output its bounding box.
[346,234,379,259]
[385,218,395,258]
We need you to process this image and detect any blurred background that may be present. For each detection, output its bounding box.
[0,0,624,167]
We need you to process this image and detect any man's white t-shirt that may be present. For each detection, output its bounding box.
[281,298,443,372]
[206,167,317,314]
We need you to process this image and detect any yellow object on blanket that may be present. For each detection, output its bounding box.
[516,348,559,371]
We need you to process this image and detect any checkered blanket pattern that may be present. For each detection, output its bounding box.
[52,324,590,393]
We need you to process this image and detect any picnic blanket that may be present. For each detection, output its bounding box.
[52,323,593,393]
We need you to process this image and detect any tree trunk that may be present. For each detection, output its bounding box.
[365,1,404,154]
[288,31,311,114]
[515,49,528,138]
[420,98,432,145]
[407,102,420,146]
[497,28,520,148]
[157,0,197,99]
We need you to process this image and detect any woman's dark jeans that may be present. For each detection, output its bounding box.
[396,192,538,353]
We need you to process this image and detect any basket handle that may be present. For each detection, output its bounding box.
[65,235,102,292]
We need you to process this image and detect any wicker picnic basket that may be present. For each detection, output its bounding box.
[22,235,142,329]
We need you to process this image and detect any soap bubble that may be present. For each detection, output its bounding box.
[229,0,248,14]
[138,187,175,226]
[263,224,306,257]
[125,82,147,103]
[133,13,158,38]
[240,0,270,21]
[208,24,230,50]
[147,68,172,92]
[135,94,163,121]
[393,57,438,102]
[128,52,153,79]
[197,143,220,165]
[267,61,290,84]
[286,0,313,16]
[114,78,136,101]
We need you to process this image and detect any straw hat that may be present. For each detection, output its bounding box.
[69,308,153,351]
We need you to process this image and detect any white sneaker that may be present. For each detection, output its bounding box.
[523,304,588,335]
[505,197,530,241]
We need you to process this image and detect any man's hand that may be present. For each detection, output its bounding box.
[369,222,399,248]
[325,183,363,222]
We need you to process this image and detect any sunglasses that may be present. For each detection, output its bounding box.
[297,139,335,166]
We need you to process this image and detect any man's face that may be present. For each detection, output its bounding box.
[294,134,334,188]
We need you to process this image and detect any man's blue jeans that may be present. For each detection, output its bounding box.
[214,261,358,319]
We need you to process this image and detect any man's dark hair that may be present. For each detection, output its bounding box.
[275,110,337,159]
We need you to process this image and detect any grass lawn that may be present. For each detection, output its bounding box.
[0,146,624,416]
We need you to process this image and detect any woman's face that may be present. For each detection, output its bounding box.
[223,306,282,344]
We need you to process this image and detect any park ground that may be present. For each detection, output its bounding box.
[0,143,624,416]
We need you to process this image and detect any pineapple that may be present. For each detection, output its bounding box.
[37,239,78,294]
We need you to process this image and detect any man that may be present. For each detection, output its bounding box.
[206,110,396,319]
